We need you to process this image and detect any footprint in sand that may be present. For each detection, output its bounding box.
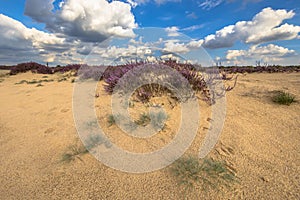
[61,108,70,113]
[44,128,55,134]
[215,142,235,157]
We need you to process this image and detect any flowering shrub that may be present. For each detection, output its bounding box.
[219,65,300,74]
[53,64,82,74]
[77,65,106,81]
[102,61,210,103]
[10,62,52,75]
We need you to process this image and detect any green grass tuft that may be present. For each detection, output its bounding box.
[150,111,168,130]
[107,114,116,127]
[170,156,236,194]
[15,80,28,84]
[272,91,296,105]
[61,142,88,163]
[135,113,151,126]
[85,134,104,150]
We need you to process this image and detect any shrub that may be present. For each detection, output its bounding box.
[102,62,209,103]
[53,64,82,74]
[27,80,39,84]
[33,65,53,74]
[61,142,88,163]
[272,91,296,105]
[150,111,168,130]
[84,134,105,151]
[135,113,151,126]
[107,114,116,127]
[58,77,68,82]
[10,62,53,75]
[15,80,28,85]
[77,65,106,81]
[15,79,54,85]
[170,156,236,193]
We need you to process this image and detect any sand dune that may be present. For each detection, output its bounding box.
[0,71,299,199]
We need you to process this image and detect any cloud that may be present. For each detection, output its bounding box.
[198,0,224,10]
[187,39,204,48]
[0,14,67,62]
[186,12,198,19]
[126,0,138,8]
[203,7,300,49]
[24,0,55,23]
[124,0,181,7]
[99,45,152,60]
[165,26,180,37]
[160,53,181,61]
[182,24,205,31]
[25,0,137,43]
[225,44,297,64]
[154,0,181,5]
[198,0,263,10]
[0,13,100,65]
[163,40,189,53]
[163,39,204,53]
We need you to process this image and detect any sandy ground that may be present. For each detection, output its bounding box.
[0,71,299,199]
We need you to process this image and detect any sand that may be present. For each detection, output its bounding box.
[0,71,299,199]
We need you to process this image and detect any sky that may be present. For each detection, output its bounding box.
[0,0,299,66]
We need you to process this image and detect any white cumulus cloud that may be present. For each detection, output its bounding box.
[0,14,67,63]
[25,0,137,42]
[203,7,300,49]
[225,44,297,63]
[165,26,180,37]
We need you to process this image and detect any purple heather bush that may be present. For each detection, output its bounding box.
[53,64,82,74]
[77,65,106,81]
[10,62,52,75]
[103,61,210,103]
[219,65,300,74]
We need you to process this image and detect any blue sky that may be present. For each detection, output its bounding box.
[0,0,299,66]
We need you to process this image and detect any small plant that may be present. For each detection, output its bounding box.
[85,119,98,129]
[61,142,88,163]
[135,113,151,126]
[150,111,168,130]
[27,80,39,84]
[170,156,235,194]
[58,77,68,82]
[42,76,48,78]
[124,121,138,132]
[107,114,116,127]
[15,80,28,84]
[15,79,54,85]
[0,72,9,78]
[129,100,135,108]
[84,134,105,150]
[36,83,43,87]
[42,79,54,82]
[272,91,296,105]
